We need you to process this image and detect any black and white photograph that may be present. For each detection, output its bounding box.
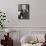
[18,4,29,19]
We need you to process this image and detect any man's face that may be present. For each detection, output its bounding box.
[22,5,26,11]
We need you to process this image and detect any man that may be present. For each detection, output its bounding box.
[18,5,29,19]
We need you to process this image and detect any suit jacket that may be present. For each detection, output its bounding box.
[18,10,29,19]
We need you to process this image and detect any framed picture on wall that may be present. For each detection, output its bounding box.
[18,4,30,20]
[15,4,32,27]
[5,3,32,27]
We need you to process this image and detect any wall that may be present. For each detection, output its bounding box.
[0,0,46,27]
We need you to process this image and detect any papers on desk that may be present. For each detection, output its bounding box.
[21,43,43,46]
